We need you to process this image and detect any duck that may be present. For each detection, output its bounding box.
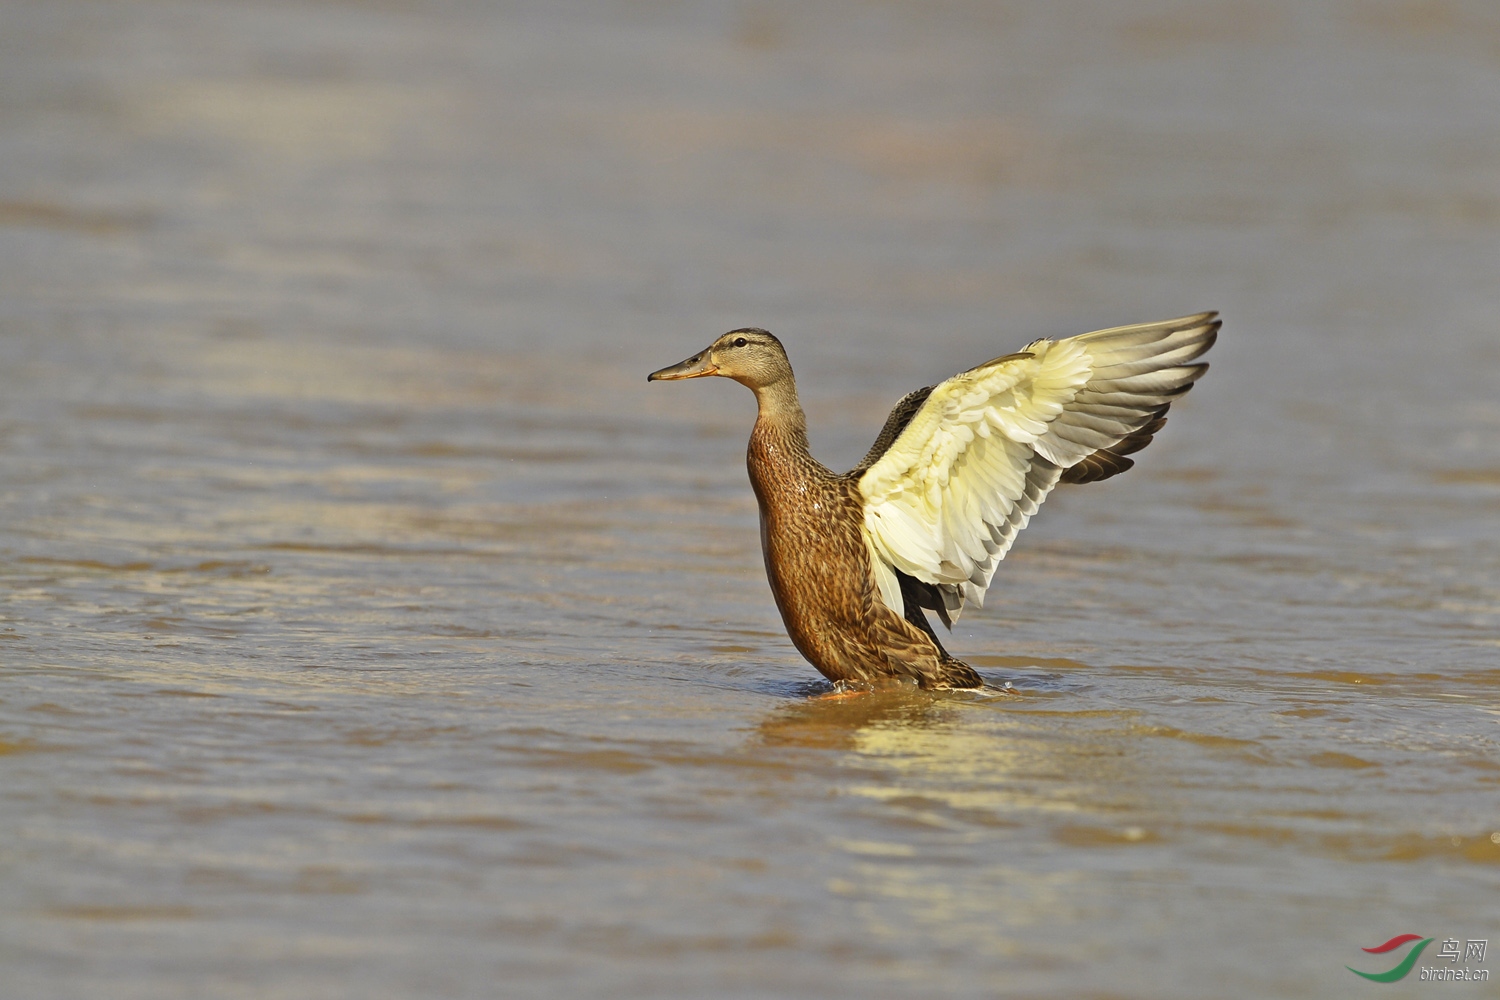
[649,312,1218,690]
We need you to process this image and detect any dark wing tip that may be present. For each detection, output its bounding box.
[1061,314,1218,487]
[1059,406,1170,485]
[1060,451,1136,484]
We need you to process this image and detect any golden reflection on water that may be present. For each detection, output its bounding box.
[756,690,960,751]
[750,691,1174,965]
[758,690,1143,822]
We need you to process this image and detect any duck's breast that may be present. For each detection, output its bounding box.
[748,430,872,669]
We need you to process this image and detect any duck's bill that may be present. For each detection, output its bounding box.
[647,351,719,381]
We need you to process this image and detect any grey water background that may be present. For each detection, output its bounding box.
[1,1,1498,997]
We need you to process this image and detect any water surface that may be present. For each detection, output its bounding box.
[1,1,1498,997]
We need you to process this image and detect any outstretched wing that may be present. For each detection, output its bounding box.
[857,312,1218,621]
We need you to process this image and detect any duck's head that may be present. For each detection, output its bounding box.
[648,328,792,390]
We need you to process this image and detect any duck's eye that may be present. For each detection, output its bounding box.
[734,337,747,348]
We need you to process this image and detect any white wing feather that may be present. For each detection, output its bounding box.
[858,313,1217,620]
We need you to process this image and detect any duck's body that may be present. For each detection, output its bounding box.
[650,314,1218,690]
[747,406,980,688]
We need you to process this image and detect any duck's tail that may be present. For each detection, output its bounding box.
[925,654,984,691]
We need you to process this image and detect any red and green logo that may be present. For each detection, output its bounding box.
[1347,934,1433,983]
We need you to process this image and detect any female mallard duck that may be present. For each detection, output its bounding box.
[649,313,1218,690]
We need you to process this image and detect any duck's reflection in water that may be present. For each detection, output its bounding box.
[756,689,962,752]
[750,688,1156,959]
[755,687,1146,825]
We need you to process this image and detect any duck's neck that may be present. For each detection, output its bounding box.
[751,377,808,451]
[747,376,826,513]
[750,374,810,452]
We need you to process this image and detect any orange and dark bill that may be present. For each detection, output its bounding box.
[647,349,718,381]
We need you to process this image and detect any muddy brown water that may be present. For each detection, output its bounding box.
[1,1,1497,997]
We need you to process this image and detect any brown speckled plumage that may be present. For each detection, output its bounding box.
[745,405,981,689]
